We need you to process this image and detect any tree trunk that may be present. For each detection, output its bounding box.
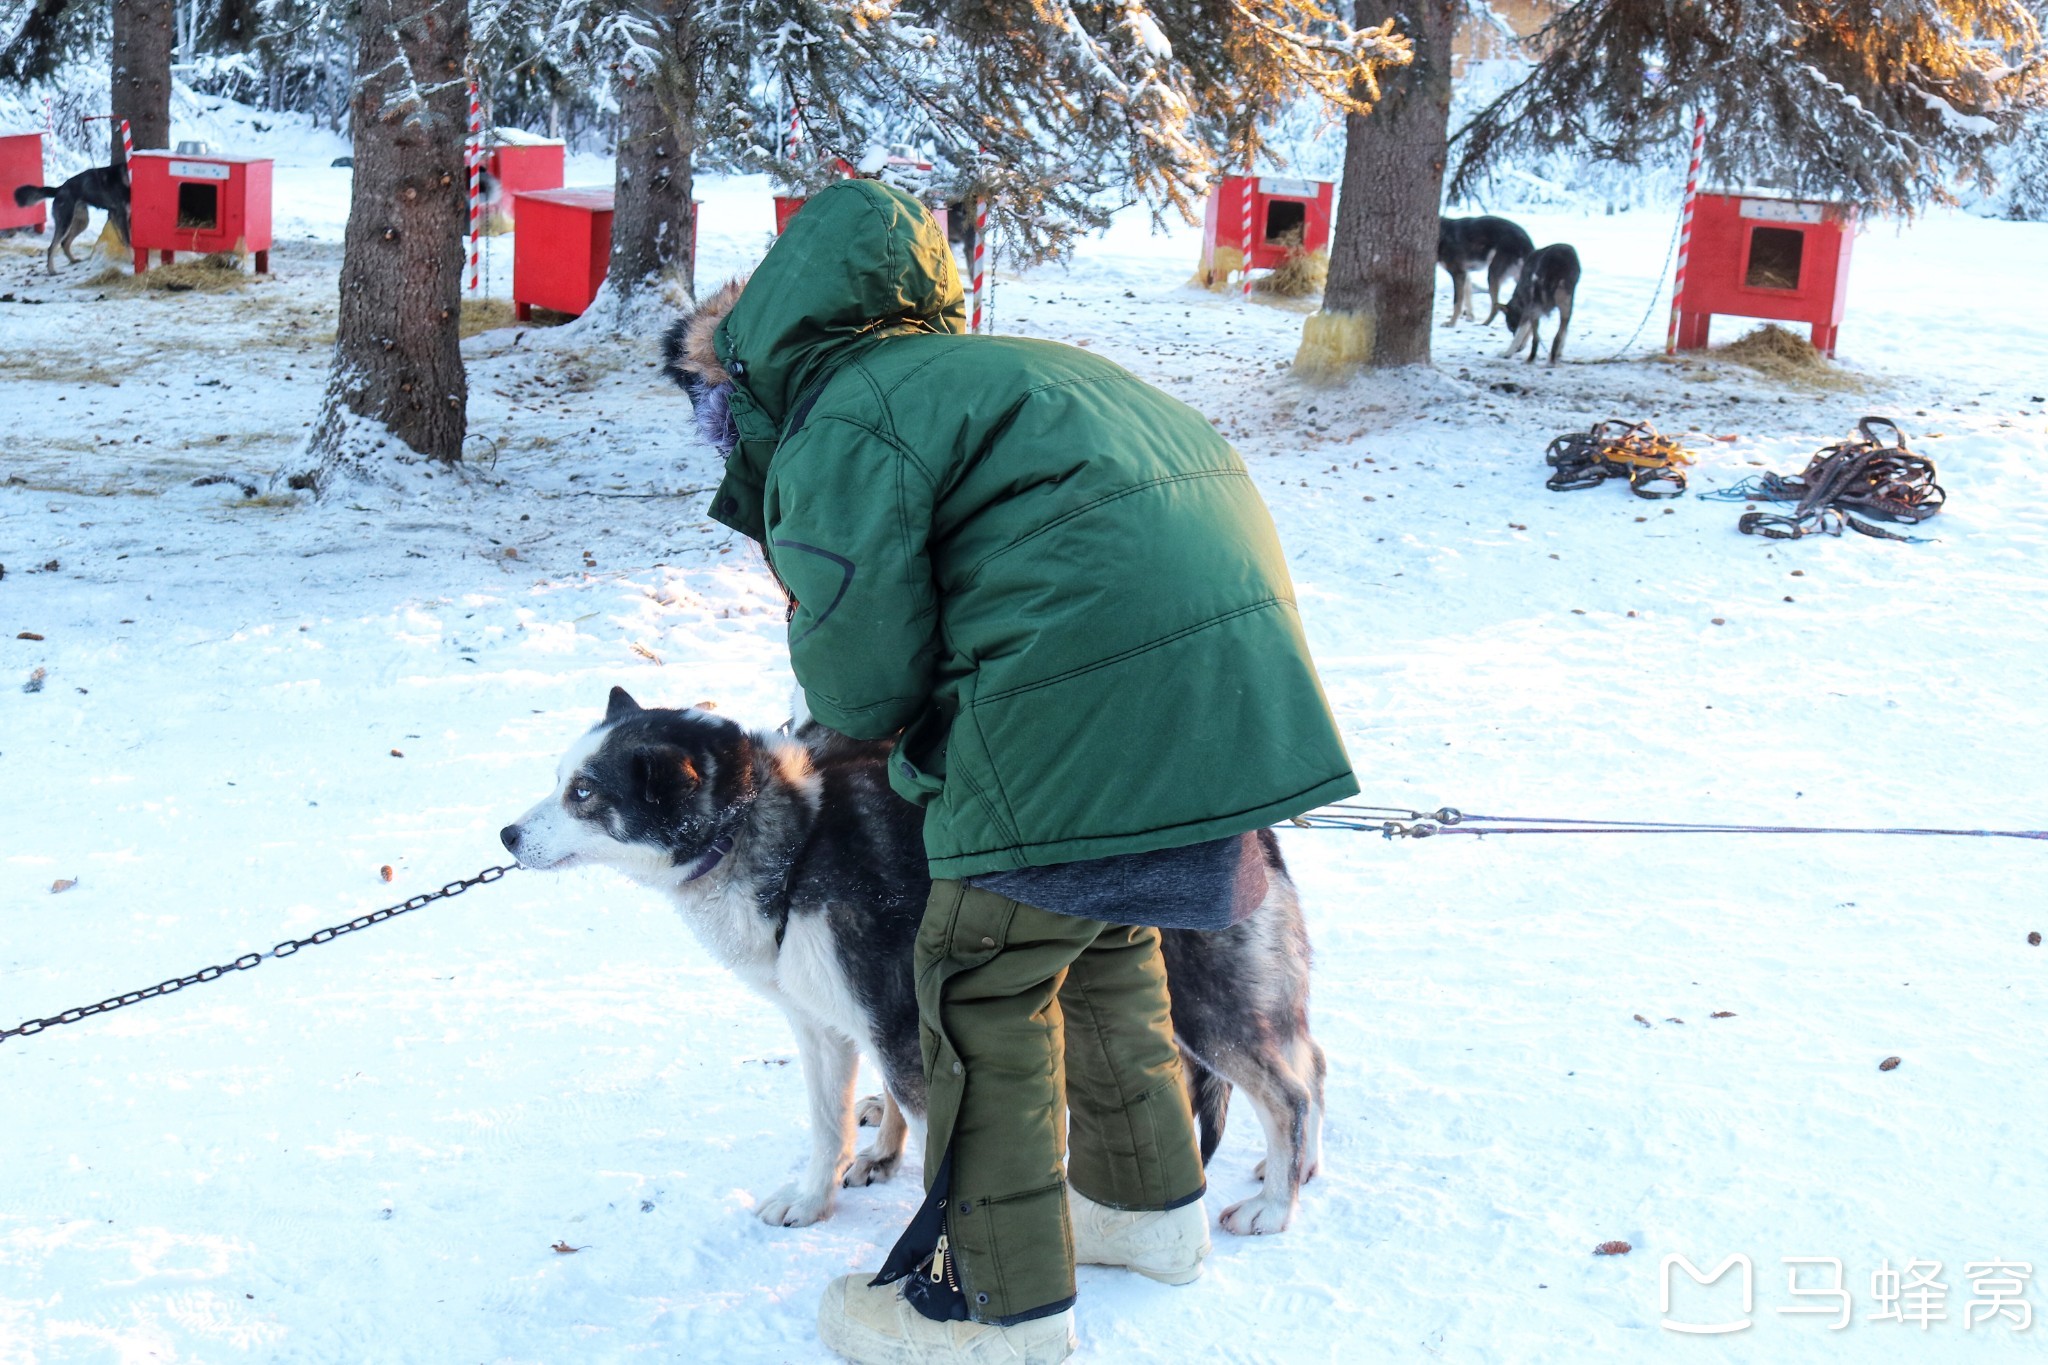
[110,0,174,162]
[306,0,470,477]
[608,14,697,310]
[1295,0,1458,376]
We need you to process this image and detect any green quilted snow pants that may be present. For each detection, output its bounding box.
[916,879,1207,1323]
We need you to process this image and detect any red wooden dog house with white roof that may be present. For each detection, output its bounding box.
[1672,191,1857,357]
[128,149,273,273]
[1199,175,1335,283]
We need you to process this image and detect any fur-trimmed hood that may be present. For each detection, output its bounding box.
[662,276,748,396]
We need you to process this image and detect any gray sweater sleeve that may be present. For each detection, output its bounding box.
[966,832,1268,931]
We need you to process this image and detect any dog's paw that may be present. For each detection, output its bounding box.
[844,1146,902,1187]
[855,1093,887,1128]
[756,1183,834,1228]
[1220,1192,1295,1236]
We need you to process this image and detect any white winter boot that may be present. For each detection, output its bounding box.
[817,1274,1076,1365]
[1068,1189,1211,1285]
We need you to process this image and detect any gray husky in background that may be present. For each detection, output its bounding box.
[502,688,1328,1236]
[1438,214,1535,326]
[1501,243,1582,366]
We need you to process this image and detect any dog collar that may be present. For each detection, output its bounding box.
[681,835,736,883]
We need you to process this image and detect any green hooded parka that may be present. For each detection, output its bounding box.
[703,179,1357,877]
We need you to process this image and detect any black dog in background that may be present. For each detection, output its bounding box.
[13,164,130,275]
[1437,214,1534,327]
[1500,243,1582,366]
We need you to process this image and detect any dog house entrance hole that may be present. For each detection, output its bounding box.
[1262,199,1306,248]
[176,182,220,231]
[1745,226,1804,290]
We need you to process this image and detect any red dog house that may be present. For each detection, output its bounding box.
[1200,175,1335,282]
[511,188,705,320]
[1672,192,1857,356]
[512,186,614,319]
[128,150,273,272]
[1,130,46,231]
[484,131,564,226]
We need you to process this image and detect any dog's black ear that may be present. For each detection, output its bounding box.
[607,686,642,722]
[632,745,700,805]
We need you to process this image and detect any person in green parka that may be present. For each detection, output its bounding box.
[665,177,1357,1364]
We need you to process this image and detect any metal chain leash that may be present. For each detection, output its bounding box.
[1,864,518,1045]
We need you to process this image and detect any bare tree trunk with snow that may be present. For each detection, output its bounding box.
[606,10,697,314]
[1296,0,1457,377]
[303,0,470,480]
[110,0,173,163]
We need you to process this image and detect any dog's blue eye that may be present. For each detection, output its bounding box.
[570,785,593,802]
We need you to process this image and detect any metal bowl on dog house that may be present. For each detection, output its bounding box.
[1,129,47,231]
[1199,175,1335,284]
[1671,191,1857,357]
[127,149,273,273]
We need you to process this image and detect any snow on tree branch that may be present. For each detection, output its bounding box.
[1449,0,2048,213]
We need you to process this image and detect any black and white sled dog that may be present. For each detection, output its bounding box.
[1500,243,1582,366]
[12,164,131,276]
[1437,214,1534,327]
[502,688,1329,1236]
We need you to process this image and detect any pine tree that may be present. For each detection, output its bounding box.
[1450,0,2048,212]
[0,0,102,83]
[1302,0,2046,378]
[304,0,473,478]
[1297,0,1454,376]
[692,0,1411,264]
[609,33,698,305]
[110,0,175,161]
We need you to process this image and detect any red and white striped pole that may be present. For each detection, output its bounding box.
[787,100,803,162]
[1666,108,1708,355]
[466,75,482,296]
[970,196,989,334]
[119,118,132,186]
[1239,161,1256,299]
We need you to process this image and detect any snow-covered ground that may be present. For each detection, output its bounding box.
[4,109,2048,1363]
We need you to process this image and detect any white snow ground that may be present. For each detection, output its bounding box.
[3,113,2048,1364]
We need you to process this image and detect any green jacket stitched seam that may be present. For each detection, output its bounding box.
[959,467,1250,589]
[973,598,1289,705]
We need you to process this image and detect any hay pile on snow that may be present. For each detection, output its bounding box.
[1713,324,1859,389]
[460,298,519,337]
[1253,247,1328,298]
[85,251,254,294]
